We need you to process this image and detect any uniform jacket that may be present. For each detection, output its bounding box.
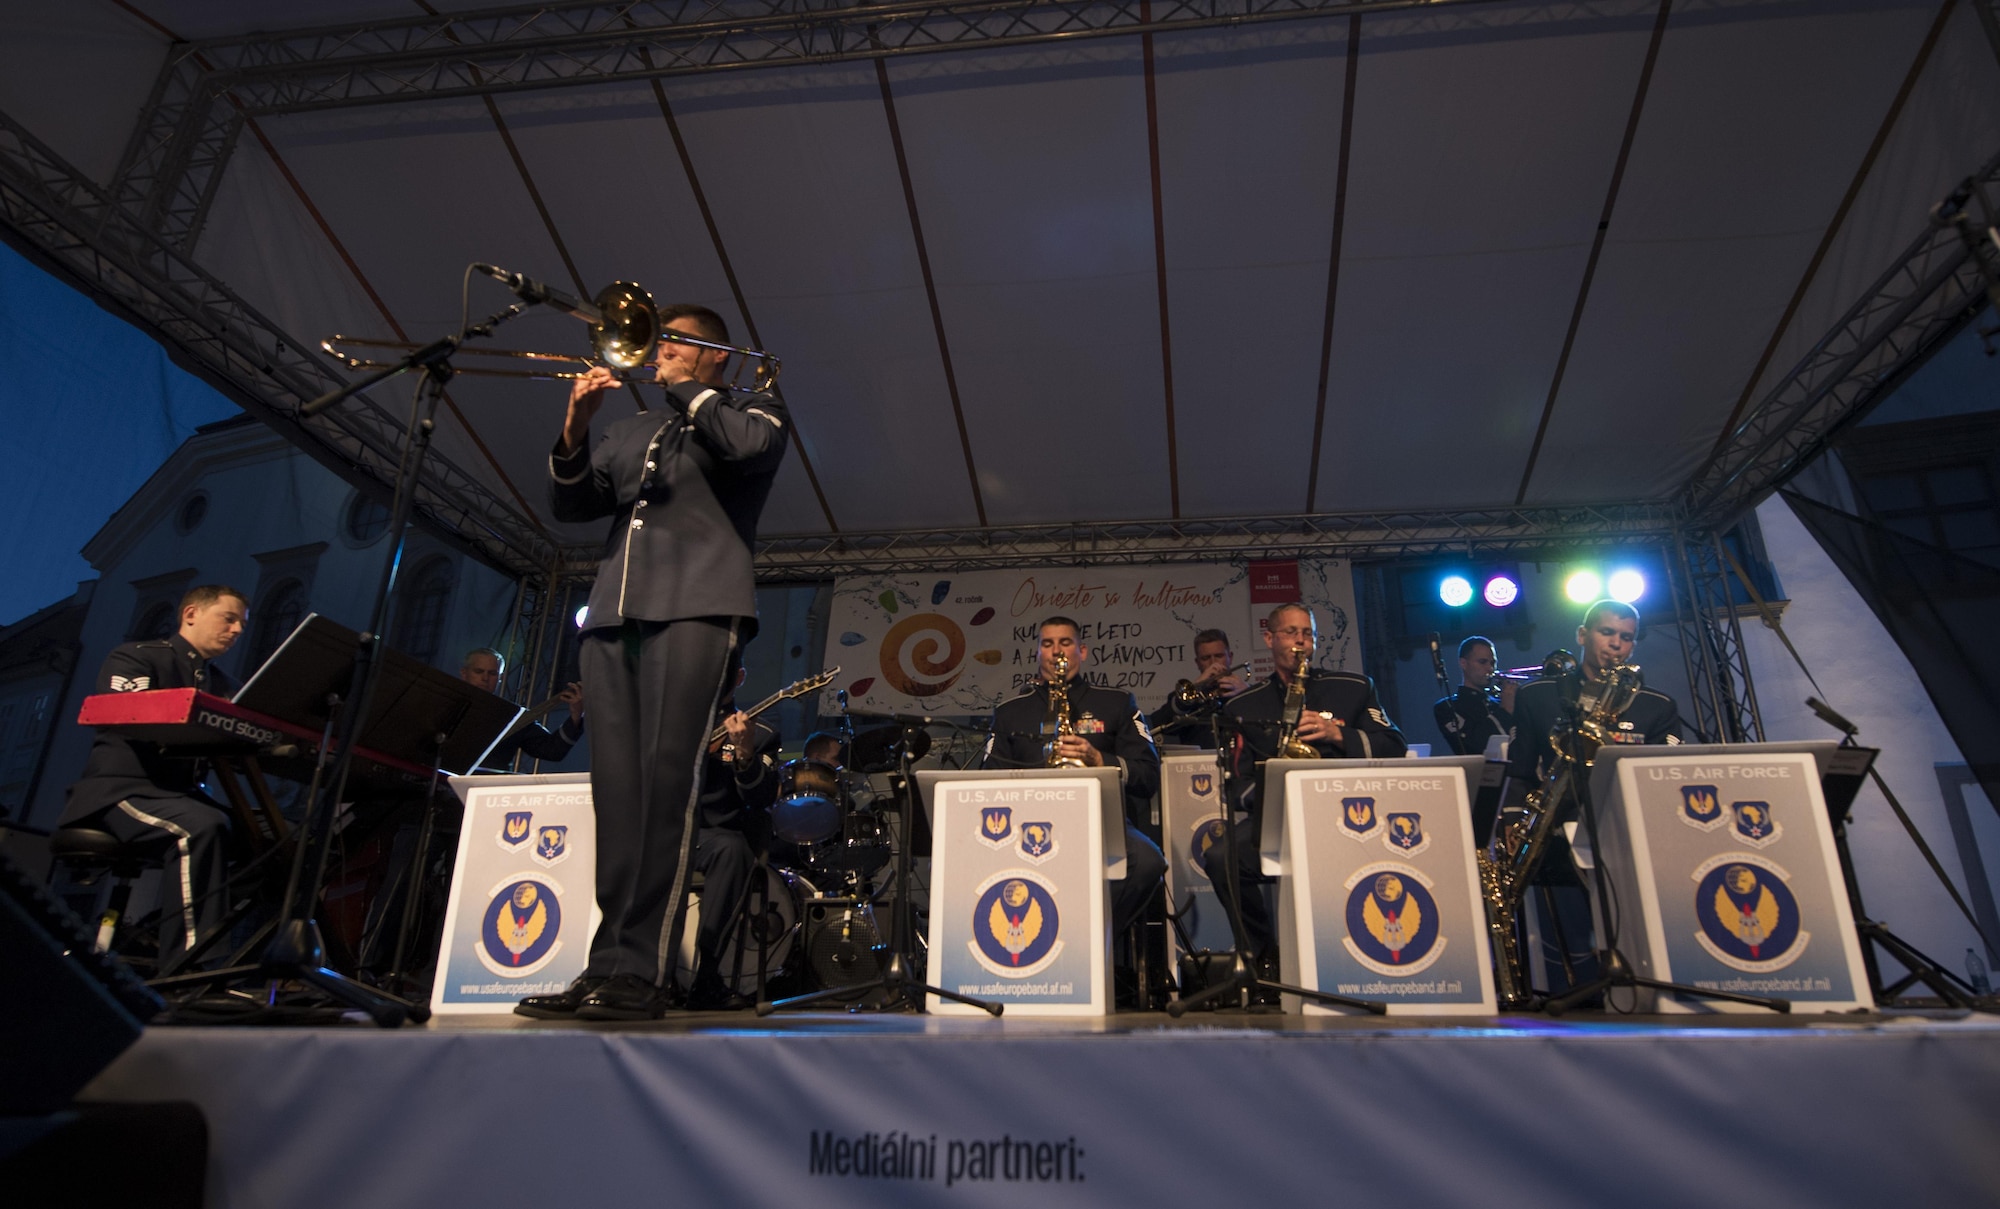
[550,380,789,632]
[479,713,586,773]
[1506,670,1682,787]
[62,634,233,826]
[982,678,1161,827]
[1222,669,1406,814]
[699,715,781,831]
[1434,688,1515,758]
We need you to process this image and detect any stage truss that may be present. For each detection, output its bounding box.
[4,3,1999,741]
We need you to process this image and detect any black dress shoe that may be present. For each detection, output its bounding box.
[575,973,672,1021]
[515,975,606,1019]
[685,969,752,1012]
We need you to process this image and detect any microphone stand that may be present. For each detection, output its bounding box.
[241,300,530,1026]
[1167,707,1384,1016]
[757,721,1002,1016]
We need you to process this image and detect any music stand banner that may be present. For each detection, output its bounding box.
[1595,746,1872,1013]
[432,773,601,1015]
[1159,754,1237,959]
[923,772,1111,1015]
[1277,758,1497,1015]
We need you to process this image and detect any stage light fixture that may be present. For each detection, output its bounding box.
[575,605,590,628]
[1608,569,1646,603]
[1439,575,1473,607]
[1564,570,1602,604]
[1482,575,1519,607]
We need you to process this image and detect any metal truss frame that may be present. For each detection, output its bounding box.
[1686,146,2000,532]
[1666,528,1763,745]
[111,0,1645,250]
[747,501,1684,578]
[0,109,557,579]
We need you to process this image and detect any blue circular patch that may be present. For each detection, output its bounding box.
[972,876,1061,972]
[1343,869,1440,968]
[480,878,562,970]
[1694,862,1801,964]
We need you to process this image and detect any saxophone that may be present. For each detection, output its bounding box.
[1044,653,1087,768]
[1273,645,1319,760]
[1477,652,1642,1007]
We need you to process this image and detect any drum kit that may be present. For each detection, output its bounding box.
[693,723,935,1003]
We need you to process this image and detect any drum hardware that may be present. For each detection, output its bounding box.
[676,864,803,997]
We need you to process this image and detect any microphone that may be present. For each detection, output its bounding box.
[473,263,600,324]
[1806,697,1859,736]
[1428,632,1449,692]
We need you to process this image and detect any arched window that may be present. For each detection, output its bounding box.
[129,601,176,642]
[250,578,308,669]
[393,558,456,667]
[343,492,391,545]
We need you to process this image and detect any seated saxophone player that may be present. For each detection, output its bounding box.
[1433,635,1516,758]
[1504,599,1682,804]
[980,615,1169,995]
[1209,601,1407,958]
[1146,628,1249,749]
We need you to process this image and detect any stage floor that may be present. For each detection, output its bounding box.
[82,1009,2000,1208]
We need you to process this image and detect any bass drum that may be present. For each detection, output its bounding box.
[675,865,803,995]
[770,758,845,846]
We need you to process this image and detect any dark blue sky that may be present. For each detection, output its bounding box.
[0,241,236,626]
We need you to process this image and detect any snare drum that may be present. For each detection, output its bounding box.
[771,758,845,845]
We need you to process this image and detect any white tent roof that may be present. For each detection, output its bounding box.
[3,0,1997,570]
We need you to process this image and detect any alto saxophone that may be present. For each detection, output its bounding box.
[1477,652,1642,1007]
[1045,653,1087,768]
[1273,645,1319,760]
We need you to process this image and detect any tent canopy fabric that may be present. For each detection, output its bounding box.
[2,0,1996,567]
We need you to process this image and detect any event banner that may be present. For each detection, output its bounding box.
[1597,746,1872,1013]
[1159,754,1238,958]
[432,773,600,1015]
[1277,758,1497,1014]
[925,773,1109,1015]
[823,560,1355,718]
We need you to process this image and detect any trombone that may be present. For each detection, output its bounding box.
[322,280,781,393]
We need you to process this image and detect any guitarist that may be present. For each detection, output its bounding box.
[686,668,781,1010]
[458,647,586,771]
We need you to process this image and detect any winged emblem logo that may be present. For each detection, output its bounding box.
[1341,796,1381,841]
[968,874,1062,976]
[1678,785,1726,831]
[1731,801,1780,848]
[476,877,564,975]
[1692,859,1806,971]
[978,806,1013,847]
[1342,863,1444,975]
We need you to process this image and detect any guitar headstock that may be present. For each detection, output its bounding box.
[777,666,840,700]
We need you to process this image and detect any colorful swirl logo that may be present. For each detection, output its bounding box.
[879,612,966,697]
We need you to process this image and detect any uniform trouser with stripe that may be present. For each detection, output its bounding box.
[100,794,230,965]
[691,826,754,962]
[578,616,738,984]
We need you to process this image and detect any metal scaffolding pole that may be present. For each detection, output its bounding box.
[1669,528,1764,745]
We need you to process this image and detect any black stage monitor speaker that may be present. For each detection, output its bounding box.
[0,849,163,1114]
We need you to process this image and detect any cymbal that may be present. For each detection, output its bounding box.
[848,724,930,773]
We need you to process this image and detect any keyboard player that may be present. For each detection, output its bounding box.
[59,584,248,966]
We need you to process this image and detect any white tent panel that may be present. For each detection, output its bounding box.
[891,47,1172,525]
[1153,26,1351,519]
[1315,20,1659,511]
[1530,0,1944,505]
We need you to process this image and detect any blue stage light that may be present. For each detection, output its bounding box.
[1439,576,1473,607]
[1608,569,1646,603]
[1483,575,1519,608]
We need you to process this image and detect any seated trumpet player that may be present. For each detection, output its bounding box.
[980,616,1168,981]
[1433,635,1516,758]
[1147,628,1249,749]
[1208,602,1407,957]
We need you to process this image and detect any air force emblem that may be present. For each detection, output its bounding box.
[1693,858,1805,971]
[1188,816,1228,881]
[1731,801,1781,848]
[1341,863,1445,976]
[969,874,1063,977]
[475,877,564,976]
[532,825,569,866]
[1384,812,1429,856]
[1190,772,1215,798]
[1020,821,1057,862]
[1678,785,1726,831]
[1341,796,1382,842]
[978,806,1014,847]
[498,811,533,850]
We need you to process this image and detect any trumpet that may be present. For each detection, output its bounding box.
[1169,662,1251,710]
[323,280,781,393]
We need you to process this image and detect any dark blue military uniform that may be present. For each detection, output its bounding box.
[1208,669,1407,954]
[1434,687,1514,758]
[981,679,1168,941]
[62,634,235,964]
